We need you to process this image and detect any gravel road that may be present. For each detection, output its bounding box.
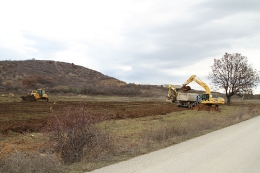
[89,116,260,173]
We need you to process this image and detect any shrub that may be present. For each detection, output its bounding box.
[46,103,113,164]
[22,76,38,87]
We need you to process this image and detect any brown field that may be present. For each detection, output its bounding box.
[0,101,187,134]
[0,100,187,167]
[1,97,259,172]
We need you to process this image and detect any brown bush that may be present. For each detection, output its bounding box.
[22,76,38,87]
[21,75,53,87]
[8,93,14,97]
[45,104,113,164]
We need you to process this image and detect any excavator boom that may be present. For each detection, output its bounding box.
[182,75,211,95]
[166,84,178,102]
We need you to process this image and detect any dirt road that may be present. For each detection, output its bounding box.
[89,116,260,173]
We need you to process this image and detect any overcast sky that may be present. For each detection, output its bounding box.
[1,0,260,93]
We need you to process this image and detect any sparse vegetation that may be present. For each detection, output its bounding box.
[0,151,61,173]
[49,84,157,96]
[80,101,259,171]
[0,97,259,172]
[142,106,257,144]
[45,104,113,164]
[0,60,125,92]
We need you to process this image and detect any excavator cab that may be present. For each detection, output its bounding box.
[202,94,210,101]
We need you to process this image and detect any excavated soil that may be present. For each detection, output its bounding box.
[0,101,187,134]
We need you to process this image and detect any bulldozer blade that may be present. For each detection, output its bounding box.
[21,95,36,102]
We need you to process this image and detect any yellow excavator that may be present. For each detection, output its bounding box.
[181,75,224,107]
[166,84,179,103]
[21,89,49,102]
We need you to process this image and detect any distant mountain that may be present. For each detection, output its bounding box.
[0,60,126,92]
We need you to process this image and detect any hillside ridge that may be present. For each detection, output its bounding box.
[0,60,126,92]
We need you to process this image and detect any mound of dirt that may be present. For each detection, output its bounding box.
[192,104,219,111]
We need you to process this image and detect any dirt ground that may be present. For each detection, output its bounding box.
[0,99,258,168]
[1,98,253,135]
[0,101,187,134]
[0,100,188,159]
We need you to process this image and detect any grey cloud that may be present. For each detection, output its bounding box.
[0,48,28,60]
[198,0,260,14]
[23,33,67,59]
[98,0,260,84]
[187,0,260,27]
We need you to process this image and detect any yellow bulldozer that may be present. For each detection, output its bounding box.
[21,89,49,102]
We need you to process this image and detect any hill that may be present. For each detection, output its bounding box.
[0,60,166,97]
[0,60,125,91]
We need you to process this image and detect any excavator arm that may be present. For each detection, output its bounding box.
[166,84,178,102]
[183,75,196,87]
[182,75,211,95]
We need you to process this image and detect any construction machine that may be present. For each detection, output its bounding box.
[166,84,179,103]
[21,89,49,102]
[181,75,224,108]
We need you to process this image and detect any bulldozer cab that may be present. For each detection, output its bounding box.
[37,89,44,96]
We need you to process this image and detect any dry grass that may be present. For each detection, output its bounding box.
[0,151,61,173]
[81,102,260,171]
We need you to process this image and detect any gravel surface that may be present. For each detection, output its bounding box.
[89,116,260,173]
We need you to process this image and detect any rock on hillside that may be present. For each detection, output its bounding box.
[0,60,126,91]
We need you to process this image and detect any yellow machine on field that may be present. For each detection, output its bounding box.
[21,89,49,102]
[166,84,179,103]
[181,75,224,107]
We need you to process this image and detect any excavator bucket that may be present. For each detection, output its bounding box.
[181,85,191,91]
[166,95,176,103]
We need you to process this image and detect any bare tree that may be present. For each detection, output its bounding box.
[208,53,259,105]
